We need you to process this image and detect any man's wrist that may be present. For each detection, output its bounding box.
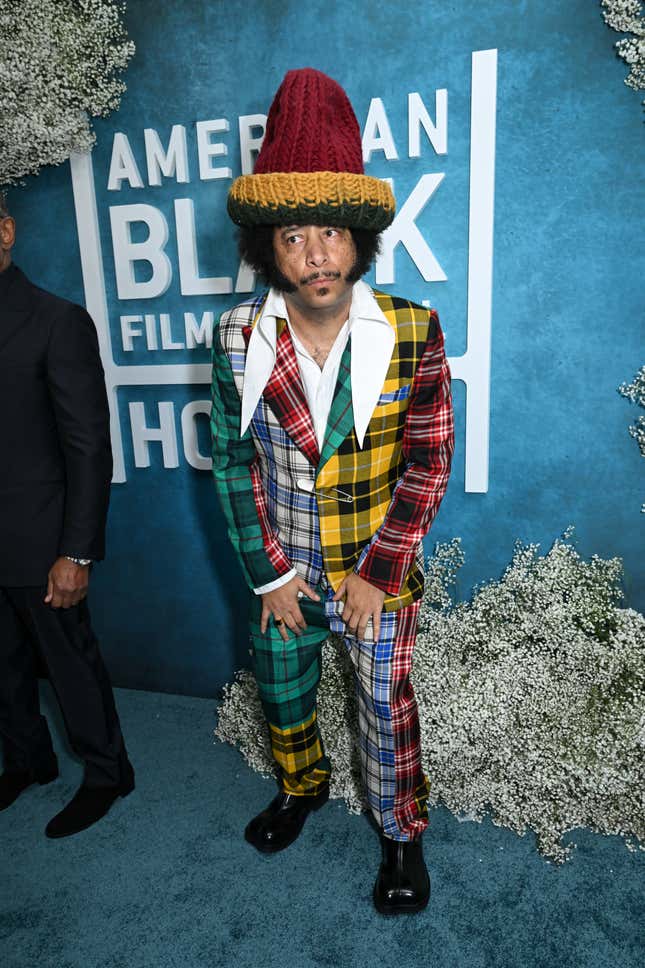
[63,555,92,567]
[253,568,297,595]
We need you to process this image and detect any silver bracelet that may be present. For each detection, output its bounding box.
[64,556,92,567]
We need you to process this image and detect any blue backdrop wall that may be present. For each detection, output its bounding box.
[7,0,643,697]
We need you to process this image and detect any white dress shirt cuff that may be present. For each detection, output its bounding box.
[253,568,297,596]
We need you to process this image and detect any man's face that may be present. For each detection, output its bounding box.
[0,216,15,272]
[272,225,357,316]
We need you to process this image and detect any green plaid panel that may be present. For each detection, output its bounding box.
[249,592,330,730]
[210,322,287,589]
[250,593,332,795]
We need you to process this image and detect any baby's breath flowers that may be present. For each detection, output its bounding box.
[619,365,645,458]
[619,366,645,510]
[0,0,134,187]
[216,534,645,862]
[601,1,645,98]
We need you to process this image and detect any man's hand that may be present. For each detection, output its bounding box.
[333,573,385,643]
[44,557,90,609]
[261,576,320,643]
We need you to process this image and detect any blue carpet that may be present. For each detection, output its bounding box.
[0,685,643,968]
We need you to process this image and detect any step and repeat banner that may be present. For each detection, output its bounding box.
[10,0,643,695]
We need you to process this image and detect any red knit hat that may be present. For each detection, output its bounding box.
[227,68,395,231]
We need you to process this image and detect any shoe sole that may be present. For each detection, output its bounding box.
[373,895,430,916]
[373,881,431,916]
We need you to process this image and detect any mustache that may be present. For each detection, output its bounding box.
[299,270,341,286]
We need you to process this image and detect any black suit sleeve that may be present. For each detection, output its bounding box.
[46,304,113,560]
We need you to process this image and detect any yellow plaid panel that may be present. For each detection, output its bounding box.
[268,710,325,778]
[316,303,431,609]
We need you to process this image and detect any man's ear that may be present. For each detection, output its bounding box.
[0,216,16,250]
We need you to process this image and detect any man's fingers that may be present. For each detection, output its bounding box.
[298,581,320,602]
[343,606,357,635]
[357,615,370,641]
[283,607,306,636]
[372,615,381,644]
[294,605,307,631]
[44,577,53,604]
[332,579,346,602]
[260,606,270,634]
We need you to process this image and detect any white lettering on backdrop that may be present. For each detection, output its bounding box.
[70,50,497,490]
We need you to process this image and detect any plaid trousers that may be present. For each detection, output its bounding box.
[250,583,428,842]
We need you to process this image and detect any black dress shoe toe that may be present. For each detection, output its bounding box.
[0,763,59,811]
[373,833,430,915]
[244,785,329,854]
[45,781,133,839]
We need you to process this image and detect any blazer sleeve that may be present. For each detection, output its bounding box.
[210,322,294,590]
[46,304,113,560]
[355,310,454,596]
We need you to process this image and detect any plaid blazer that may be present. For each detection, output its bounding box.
[211,288,454,611]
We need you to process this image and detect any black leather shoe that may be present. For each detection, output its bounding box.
[244,785,329,854]
[0,763,59,811]
[373,833,430,915]
[45,777,134,839]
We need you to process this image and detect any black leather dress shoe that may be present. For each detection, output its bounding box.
[244,785,329,854]
[0,763,59,811]
[373,833,430,915]
[45,777,134,839]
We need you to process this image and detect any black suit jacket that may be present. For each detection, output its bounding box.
[0,264,112,586]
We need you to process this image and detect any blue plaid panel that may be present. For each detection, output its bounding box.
[376,384,411,405]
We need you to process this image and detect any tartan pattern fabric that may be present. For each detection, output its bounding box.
[316,291,454,606]
[210,314,294,588]
[354,294,454,597]
[268,713,330,796]
[329,598,429,840]
[212,289,454,609]
[212,286,452,840]
[250,593,332,796]
[249,587,428,840]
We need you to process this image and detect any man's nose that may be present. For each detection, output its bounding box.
[305,236,328,266]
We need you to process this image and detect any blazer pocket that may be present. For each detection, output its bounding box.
[368,384,411,442]
[375,384,411,407]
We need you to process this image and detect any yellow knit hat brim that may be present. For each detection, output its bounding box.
[227,171,395,231]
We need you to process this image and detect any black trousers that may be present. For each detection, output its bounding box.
[0,586,134,790]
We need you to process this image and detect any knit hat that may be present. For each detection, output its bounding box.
[227,68,395,231]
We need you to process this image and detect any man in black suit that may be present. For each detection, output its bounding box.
[0,195,134,838]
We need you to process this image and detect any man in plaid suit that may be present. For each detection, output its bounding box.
[211,69,454,915]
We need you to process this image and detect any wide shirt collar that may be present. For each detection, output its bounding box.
[240,280,395,449]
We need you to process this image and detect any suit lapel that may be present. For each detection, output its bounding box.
[317,338,354,472]
[242,322,320,467]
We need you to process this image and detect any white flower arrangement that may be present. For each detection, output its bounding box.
[601,1,645,98]
[619,366,645,511]
[216,534,645,862]
[619,365,645,458]
[0,0,134,187]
